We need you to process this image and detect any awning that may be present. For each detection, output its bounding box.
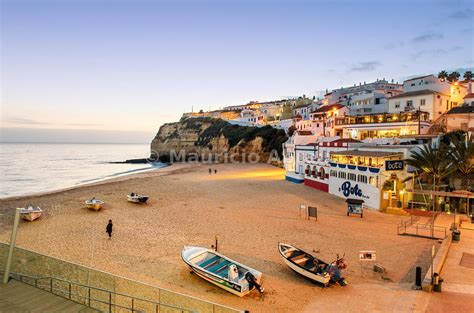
[346,198,364,204]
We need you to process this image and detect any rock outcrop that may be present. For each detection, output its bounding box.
[150,117,288,163]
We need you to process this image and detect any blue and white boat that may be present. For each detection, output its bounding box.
[181,246,264,297]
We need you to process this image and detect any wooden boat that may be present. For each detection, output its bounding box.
[19,204,43,221]
[278,242,331,285]
[181,246,264,297]
[127,193,149,204]
[85,198,104,211]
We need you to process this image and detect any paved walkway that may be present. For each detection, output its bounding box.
[0,279,97,313]
[423,227,474,311]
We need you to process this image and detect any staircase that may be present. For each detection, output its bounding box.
[0,278,97,312]
[426,112,447,134]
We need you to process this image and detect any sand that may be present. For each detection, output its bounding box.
[0,163,437,312]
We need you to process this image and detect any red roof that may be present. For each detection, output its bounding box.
[305,142,319,146]
[331,138,361,143]
[293,114,302,119]
[311,104,344,114]
[464,93,474,99]
[297,130,313,136]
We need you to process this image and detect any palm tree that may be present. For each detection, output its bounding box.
[438,70,448,81]
[406,144,455,211]
[463,70,473,81]
[448,136,474,190]
[447,71,461,83]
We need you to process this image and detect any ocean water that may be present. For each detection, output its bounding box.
[0,143,163,198]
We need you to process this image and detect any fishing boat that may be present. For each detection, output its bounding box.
[181,246,264,297]
[127,193,149,204]
[19,204,43,221]
[85,198,104,211]
[278,243,348,286]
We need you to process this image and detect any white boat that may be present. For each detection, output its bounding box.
[19,204,43,221]
[127,193,149,204]
[278,243,331,285]
[85,198,104,211]
[181,246,264,297]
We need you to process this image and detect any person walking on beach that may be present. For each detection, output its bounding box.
[106,220,113,239]
[214,169,217,174]
[209,168,212,174]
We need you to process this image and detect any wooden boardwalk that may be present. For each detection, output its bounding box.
[0,279,98,313]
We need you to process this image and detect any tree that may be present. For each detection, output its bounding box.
[447,71,461,83]
[463,70,473,81]
[438,70,448,81]
[406,144,455,211]
[287,125,297,137]
[448,136,474,190]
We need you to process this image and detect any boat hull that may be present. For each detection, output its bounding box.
[20,212,42,221]
[86,204,102,211]
[181,246,262,297]
[127,196,148,203]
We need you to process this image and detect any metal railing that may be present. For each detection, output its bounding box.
[397,222,447,239]
[5,271,195,313]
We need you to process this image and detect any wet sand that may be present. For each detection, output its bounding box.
[0,163,436,312]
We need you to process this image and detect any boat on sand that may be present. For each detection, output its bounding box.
[127,193,149,204]
[278,242,348,286]
[19,204,43,221]
[181,246,264,297]
[85,198,104,211]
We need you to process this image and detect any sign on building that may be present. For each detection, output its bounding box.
[385,160,404,171]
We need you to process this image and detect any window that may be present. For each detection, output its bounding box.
[420,99,426,106]
[369,176,377,186]
[375,98,381,104]
[348,173,357,181]
[358,175,367,183]
[330,170,337,177]
[338,172,346,179]
[394,101,400,108]
[406,100,413,107]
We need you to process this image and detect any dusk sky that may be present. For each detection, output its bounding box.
[1,0,473,143]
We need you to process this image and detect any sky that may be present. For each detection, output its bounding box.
[1,0,473,143]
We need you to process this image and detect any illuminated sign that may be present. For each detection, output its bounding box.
[385,160,404,171]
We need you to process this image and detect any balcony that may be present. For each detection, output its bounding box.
[341,111,429,125]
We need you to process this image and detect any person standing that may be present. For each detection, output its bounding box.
[208,168,212,174]
[106,220,113,239]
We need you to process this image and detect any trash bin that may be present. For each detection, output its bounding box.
[452,230,461,241]
[433,273,443,292]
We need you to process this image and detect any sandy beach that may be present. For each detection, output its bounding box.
[0,163,437,312]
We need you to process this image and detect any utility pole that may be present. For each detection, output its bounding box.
[3,208,21,284]
[418,107,421,135]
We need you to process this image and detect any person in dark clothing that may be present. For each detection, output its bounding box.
[214,169,217,174]
[106,220,113,239]
[208,168,212,174]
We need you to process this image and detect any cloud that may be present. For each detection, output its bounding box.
[412,49,447,60]
[4,117,52,125]
[383,40,405,50]
[412,32,443,43]
[450,8,474,19]
[349,61,380,72]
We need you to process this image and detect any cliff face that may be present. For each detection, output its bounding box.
[150,117,288,163]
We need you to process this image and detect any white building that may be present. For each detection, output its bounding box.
[328,145,416,210]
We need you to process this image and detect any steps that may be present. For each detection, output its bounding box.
[0,279,97,313]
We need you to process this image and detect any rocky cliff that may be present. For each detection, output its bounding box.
[150,117,288,163]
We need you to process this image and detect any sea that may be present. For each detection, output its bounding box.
[0,143,164,198]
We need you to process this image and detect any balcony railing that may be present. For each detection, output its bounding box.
[339,111,429,125]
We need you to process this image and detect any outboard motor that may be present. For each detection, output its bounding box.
[228,264,239,283]
[245,272,264,293]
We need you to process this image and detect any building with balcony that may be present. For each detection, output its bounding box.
[338,111,431,140]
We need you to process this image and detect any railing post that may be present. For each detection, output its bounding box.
[50,278,53,293]
[69,282,71,300]
[132,297,134,312]
[109,292,112,313]
[88,287,91,306]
